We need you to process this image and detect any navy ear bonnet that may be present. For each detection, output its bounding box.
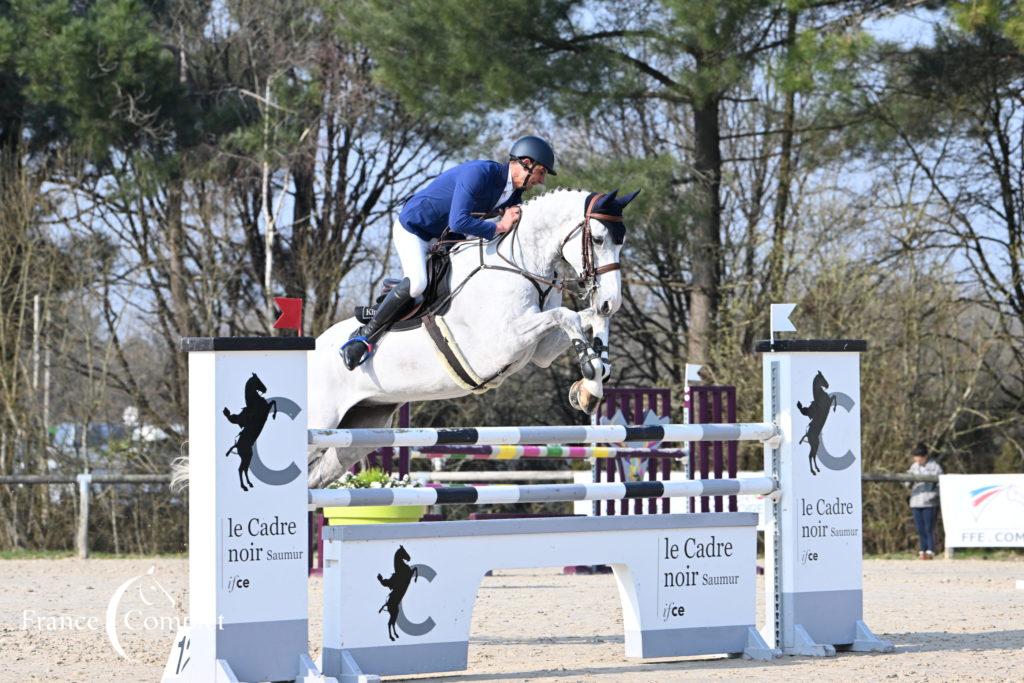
[584,189,641,244]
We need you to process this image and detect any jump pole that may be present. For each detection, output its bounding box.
[409,444,689,459]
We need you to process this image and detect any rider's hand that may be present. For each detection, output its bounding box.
[496,206,521,234]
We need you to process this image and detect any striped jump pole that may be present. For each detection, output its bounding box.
[308,422,777,449]
[410,444,688,460]
[309,477,776,508]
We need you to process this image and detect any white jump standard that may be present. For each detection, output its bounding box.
[164,332,892,683]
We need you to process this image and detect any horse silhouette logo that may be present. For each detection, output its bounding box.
[378,545,418,641]
[223,373,278,491]
[797,371,838,476]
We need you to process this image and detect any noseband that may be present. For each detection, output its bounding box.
[560,193,623,298]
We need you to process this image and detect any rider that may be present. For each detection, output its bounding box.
[342,135,557,370]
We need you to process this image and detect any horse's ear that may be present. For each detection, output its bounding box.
[619,189,641,208]
[596,189,618,211]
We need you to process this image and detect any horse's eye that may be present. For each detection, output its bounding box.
[592,235,605,246]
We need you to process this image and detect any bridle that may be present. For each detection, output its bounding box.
[558,192,623,300]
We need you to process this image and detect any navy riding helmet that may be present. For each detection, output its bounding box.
[510,136,557,175]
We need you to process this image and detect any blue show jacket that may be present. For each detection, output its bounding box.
[399,160,523,241]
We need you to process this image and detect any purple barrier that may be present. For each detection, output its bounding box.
[688,385,739,513]
[592,387,674,515]
[363,402,412,476]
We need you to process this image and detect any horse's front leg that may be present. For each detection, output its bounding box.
[578,308,612,381]
[517,307,604,414]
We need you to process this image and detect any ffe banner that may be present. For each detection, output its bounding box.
[939,474,1024,549]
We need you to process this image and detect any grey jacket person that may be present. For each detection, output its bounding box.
[907,460,943,508]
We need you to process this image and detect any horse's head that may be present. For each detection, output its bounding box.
[246,373,267,396]
[813,371,829,391]
[561,189,640,317]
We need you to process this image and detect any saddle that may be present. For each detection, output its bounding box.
[354,241,458,331]
[353,235,513,393]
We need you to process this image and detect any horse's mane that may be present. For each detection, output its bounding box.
[447,187,588,258]
[520,187,588,213]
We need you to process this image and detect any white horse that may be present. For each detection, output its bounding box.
[307,188,639,487]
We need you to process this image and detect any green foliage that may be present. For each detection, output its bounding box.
[342,0,610,116]
[12,0,180,163]
[950,0,1024,49]
[781,27,874,96]
[327,468,422,489]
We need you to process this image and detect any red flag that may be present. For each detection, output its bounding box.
[273,297,303,333]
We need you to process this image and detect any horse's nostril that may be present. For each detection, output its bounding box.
[601,301,612,315]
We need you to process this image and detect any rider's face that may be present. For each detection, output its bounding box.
[526,164,547,189]
[516,158,547,190]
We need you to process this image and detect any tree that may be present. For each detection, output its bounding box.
[344,0,887,364]
[868,9,1024,404]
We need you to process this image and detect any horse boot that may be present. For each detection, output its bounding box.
[341,278,413,370]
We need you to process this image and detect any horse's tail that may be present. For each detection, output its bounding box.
[224,434,243,458]
[170,455,190,493]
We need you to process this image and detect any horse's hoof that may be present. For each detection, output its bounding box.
[568,382,582,411]
[569,395,581,411]
[569,380,601,414]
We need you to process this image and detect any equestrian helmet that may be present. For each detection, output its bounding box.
[510,136,557,175]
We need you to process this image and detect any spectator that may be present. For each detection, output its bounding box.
[908,442,943,559]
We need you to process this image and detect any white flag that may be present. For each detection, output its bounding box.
[685,364,702,383]
[770,303,797,333]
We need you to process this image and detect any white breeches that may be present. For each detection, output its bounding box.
[393,220,435,297]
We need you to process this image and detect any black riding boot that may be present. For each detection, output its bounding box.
[341,278,413,370]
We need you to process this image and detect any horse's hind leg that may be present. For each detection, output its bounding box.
[238,448,254,489]
[388,614,399,641]
[237,465,248,491]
